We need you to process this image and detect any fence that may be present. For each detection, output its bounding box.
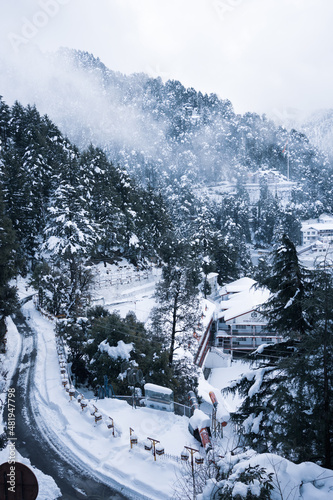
[174,402,192,418]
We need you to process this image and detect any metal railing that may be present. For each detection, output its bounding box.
[174,402,192,418]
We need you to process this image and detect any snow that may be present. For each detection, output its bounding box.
[232,481,250,497]
[44,235,62,251]
[129,234,139,246]
[1,273,333,499]
[220,277,256,296]
[201,298,216,329]
[189,409,211,430]
[199,359,247,414]
[219,285,270,322]
[237,453,333,500]
[144,383,173,396]
[90,260,161,323]
[243,411,263,434]
[99,339,134,360]
[7,299,200,499]
[0,317,22,434]
[199,451,333,499]
[247,368,269,398]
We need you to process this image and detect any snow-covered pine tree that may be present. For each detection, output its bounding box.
[259,233,311,339]
[42,143,98,316]
[225,235,333,468]
[79,145,127,260]
[151,239,202,367]
[254,178,281,247]
[0,189,18,339]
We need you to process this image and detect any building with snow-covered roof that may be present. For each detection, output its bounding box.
[298,240,333,269]
[301,214,333,246]
[244,169,296,206]
[214,284,279,354]
[194,277,282,368]
[219,277,256,299]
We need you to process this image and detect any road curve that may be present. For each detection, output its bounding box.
[10,314,132,500]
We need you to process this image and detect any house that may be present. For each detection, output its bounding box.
[195,169,296,208]
[194,277,282,368]
[301,214,333,246]
[244,169,296,206]
[298,240,333,268]
[214,282,281,354]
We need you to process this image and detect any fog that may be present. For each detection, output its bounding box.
[0,45,167,158]
[1,0,333,118]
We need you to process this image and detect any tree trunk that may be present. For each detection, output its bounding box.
[323,315,332,468]
[168,293,178,367]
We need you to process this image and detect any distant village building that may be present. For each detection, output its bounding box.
[244,169,296,205]
[301,214,333,245]
[199,169,296,207]
[195,277,282,369]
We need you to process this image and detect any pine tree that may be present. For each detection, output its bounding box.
[0,190,18,338]
[226,236,333,468]
[42,144,98,316]
[254,178,281,247]
[259,234,310,339]
[151,240,202,367]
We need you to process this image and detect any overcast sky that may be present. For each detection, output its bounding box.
[1,0,333,117]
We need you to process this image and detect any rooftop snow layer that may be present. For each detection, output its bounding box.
[220,277,256,296]
[219,286,270,321]
[144,383,173,395]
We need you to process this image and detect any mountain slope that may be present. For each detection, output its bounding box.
[1,47,329,188]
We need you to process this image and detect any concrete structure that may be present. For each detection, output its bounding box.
[195,277,282,368]
[245,170,296,205]
[301,214,333,246]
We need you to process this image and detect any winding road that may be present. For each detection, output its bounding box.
[8,313,131,500]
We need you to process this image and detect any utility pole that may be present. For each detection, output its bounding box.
[282,138,290,180]
[184,446,199,499]
[287,138,290,181]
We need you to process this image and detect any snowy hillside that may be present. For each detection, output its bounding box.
[1,279,333,499]
[0,47,329,188]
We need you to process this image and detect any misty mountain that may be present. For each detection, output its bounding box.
[300,109,333,158]
[1,47,330,189]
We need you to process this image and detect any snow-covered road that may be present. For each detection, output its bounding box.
[15,299,201,499]
[11,312,132,499]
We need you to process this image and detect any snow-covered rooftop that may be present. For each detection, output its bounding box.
[220,277,256,296]
[302,223,333,231]
[219,284,270,321]
[201,299,216,329]
[206,272,219,279]
[144,383,173,395]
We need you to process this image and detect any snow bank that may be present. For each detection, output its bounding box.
[189,409,211,431]
[0,317,22,435]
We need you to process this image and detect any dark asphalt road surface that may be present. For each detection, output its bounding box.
[7,314,131,500]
